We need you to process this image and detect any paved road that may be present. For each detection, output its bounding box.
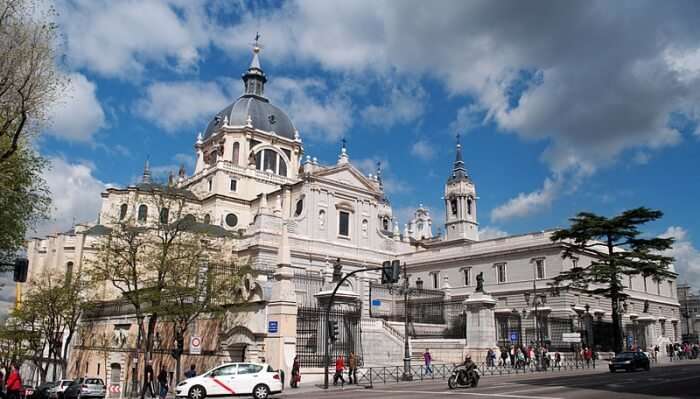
[280,362,700,399]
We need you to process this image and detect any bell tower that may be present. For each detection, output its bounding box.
[444,135,478,241]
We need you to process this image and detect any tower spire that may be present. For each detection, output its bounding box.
[449,133,469,182]
[142,157,152,184]
[242,33,267,97]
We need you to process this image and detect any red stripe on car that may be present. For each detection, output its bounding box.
[211,378,236,395]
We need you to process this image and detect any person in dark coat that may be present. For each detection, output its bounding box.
[157,366,168,399]
[140,360,155,399]
[290,356,300,388]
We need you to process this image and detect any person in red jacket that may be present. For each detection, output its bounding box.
[6,364,21,399]
[332,355,345,386]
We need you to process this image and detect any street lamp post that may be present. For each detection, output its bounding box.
[400,262,413,381]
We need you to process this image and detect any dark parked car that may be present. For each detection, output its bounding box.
[609,351,650,372]
[63,378,105,399]
[33,381,58,399]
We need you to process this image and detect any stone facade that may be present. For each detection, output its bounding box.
[22,46,681,387]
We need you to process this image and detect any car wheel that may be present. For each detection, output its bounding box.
[188,385,206,399]
[252,384,269,399]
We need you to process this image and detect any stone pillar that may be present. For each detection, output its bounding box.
[464,292,497,362]
[637,314,657,350]
[265,220,297,379]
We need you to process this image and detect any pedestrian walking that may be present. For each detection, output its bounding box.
[5,364,20,399]
[290,356,300,388]
[140,360,155,399]
[157,365,168,399]
[332,355,345,386]
[348,352,358,384]
[509,346,515,367]
[423,348,433,375]
[486,348,495,367]
[584,347,592,368]
[554,352,561,369]
[500,347,508,367]
[184,364,196,379]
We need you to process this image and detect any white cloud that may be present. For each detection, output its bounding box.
[479,226,509,240]
[137,80,230,133]
[491,177,560,222]
[58,0,211,78]
[47,73,105,142]
[361,83,427,129]
[266,77,352,141]
[410,139,435,160]
[33,157,106,236]
[222,1,700,220]
[660,227,700,289]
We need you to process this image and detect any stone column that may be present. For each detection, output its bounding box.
[464,292,497,362]
[265,219,297,379]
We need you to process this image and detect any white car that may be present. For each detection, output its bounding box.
[176,362,282,399]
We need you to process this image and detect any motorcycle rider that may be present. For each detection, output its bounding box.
[460,354,478,384]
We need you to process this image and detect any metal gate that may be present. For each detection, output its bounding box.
[296,306,363,367]
[496,314,522,348]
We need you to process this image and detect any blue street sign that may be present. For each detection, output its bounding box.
[510,332,519,342]
[268,321,278,333]
[371,299,381,307]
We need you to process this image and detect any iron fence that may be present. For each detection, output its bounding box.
[296,306,363,367]
[351,359,598,386]
[293,270,325,306]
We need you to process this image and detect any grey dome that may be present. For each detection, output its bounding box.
[203,95,296,140]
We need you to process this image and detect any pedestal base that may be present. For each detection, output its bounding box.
[464,292,497,355]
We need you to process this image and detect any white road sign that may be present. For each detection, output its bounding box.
[562,332,581,343]
[190,336,202,354]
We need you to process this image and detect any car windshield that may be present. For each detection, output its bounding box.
[616,353,635,359]
[85,379,104,385]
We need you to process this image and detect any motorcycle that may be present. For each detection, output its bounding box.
[448,364,480,389]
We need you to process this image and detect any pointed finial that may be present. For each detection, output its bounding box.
[223,115,229,126]
[376,161,383,188]
[196,131,203,144]
[294,129,301,141]
[338,138,349,164]
[246,114,253,127]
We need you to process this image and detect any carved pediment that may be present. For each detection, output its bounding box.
[313,164,379,193]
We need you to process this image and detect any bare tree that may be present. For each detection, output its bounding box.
[85,185,241,388]
[0,0,64,162]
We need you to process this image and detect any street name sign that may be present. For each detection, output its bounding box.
[562,332,581,343]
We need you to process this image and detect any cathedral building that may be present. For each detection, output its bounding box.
[24,45,681,388]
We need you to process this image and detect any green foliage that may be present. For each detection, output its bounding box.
[0,137,50,266]
[551,207,675,295]
[551,207,675,352]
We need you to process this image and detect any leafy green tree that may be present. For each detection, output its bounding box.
[0,139,50,266]
[550,207,674,353]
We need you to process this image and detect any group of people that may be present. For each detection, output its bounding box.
[666,342,700,360]
[141,361,195,399]
[331,352,359,386]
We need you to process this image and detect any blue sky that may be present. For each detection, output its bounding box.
[36,0,700,288]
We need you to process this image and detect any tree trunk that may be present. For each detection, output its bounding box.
[608,237,623,354]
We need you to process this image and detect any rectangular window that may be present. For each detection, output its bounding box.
[338,211,350,237]
[463,268,471,286]
[496,263,507,283]
[643,276,648,293]
[207,178,213,192]
[657,280,661,295]
[668,281,674,297]
[230,178,237,192]
[416,279,424,289]
[628,275,633,290]
[572,258,578,268]
[432,273,439,289]
[535,259,545,279]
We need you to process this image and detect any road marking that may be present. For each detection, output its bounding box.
[506,386,566,395]
[368,388,563,399]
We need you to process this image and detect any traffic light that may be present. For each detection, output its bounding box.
[382,260,401,284]
[391,260,401,283]
[332,258,342,283]
[13,258,28,283]
[328,320,339,342]
[381,261,392,284]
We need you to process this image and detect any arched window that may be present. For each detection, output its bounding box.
[254,149,288,177]
[203,214,211,224]
[450,199,458,216]
[232,142,240,165]
[382,217,390,231]
[159,208,169,224]
[66,262,74,285]
[467,198,473,215]
[137,205,148,223]
[294,196,304,217]
[119,204,128,220]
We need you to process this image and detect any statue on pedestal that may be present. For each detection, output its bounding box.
[476,272,485,293]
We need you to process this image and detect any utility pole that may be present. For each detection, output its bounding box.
[401,262,412,381]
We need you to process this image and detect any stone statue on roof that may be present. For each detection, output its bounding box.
[476,272,485,293]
